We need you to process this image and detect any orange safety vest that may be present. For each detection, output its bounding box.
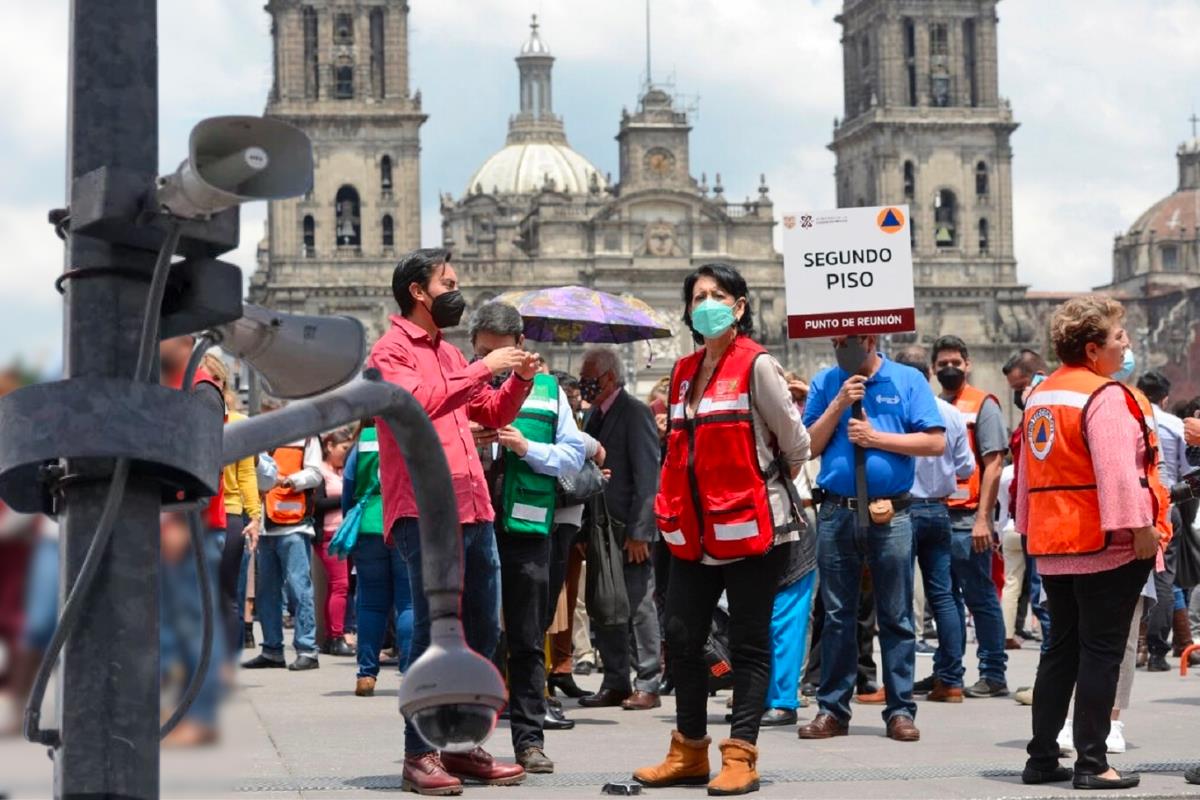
[1021,366,1171,556]
[654,336,784,561]
[948,384,1000,511]
[264,442,312,527]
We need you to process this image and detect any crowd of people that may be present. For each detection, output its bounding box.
[4,249,1200,795]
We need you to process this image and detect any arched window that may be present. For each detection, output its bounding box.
[381,155,393,192]
[975,161,989,196]
[335,186,361,248]
[934,189,957,248]
[382,215,394,248]
[335,58,354,99]
[978,218,989,253]
[302,215,315,256]
[903,161,915,199]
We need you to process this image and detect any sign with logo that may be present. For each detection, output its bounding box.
[782,204,915,338]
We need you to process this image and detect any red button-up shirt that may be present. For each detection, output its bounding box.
[367,314,532,534]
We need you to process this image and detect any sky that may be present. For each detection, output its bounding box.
[2,0,1198,370]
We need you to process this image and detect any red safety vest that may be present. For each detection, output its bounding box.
[1021,366,1171,556]
[654,336,779,561]
[167,365,227,531]
[948,384,1000,511]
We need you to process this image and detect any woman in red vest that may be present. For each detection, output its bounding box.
[634,263,810,796]
[1015,296,1169,790]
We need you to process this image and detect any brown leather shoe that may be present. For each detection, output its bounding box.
[797,713,849,739]
[578,688,632,708]
[926,680,963,703]
[886,715,920,742]
[401,752,463,796]
[440,747,525,786]
[1005,637,1023,650]
[621,690,662,710]
[355,676,376,697]
[854,687,886,705]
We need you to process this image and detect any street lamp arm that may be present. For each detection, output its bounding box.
[223,370,462,620]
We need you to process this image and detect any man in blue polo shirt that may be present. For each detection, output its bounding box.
[798,334,945,744]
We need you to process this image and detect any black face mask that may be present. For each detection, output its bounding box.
[936,366,966,393]
[834,337,869,374]
[579,377,602,403]
[1013,389,1026,411]
[427,290,466,329]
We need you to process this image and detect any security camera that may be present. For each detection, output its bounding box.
[397,617,507,752]
[156,115,312,219]
[213,304,365,399]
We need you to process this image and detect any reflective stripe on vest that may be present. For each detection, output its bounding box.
[948,384,1000,511]
[654,336,777,562]
[502,373,559,537]
[1021,367,1169,556]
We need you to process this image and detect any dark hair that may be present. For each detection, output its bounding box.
[468,301,524,344]
[392,248,452,316]
[681,262,754,345]
[895,346,931,379]
[1002,348,1047,377]
[1136,370,1171,405]
[551,370,579,391]
[931,335,969,364]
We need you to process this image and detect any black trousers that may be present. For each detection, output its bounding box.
[666,547,783,744]
[1147,508,1183,657]
[219,514,247,653]
[497,528,551,752]
[1027,557,1153,776]
[545,522,580,631]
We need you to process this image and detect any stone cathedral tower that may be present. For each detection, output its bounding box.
[830,0,1034,398]
[250,0,426,340]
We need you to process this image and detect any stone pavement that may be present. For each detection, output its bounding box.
[3,641,1199,799]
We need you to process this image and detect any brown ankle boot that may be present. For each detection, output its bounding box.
[633,730,711,787]
[707,739,759,796]
[1172,608,1195,657]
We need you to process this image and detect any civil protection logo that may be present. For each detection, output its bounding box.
[783,215,796,229]
[876,207,905,234]
[1027,408,1055,461]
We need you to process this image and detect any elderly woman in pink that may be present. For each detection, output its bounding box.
[1015,296,1169,791]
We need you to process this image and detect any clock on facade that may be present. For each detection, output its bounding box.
[644,147,676,179]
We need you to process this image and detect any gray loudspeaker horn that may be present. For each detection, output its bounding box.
[214,304,365,400]
[157,116,313,218]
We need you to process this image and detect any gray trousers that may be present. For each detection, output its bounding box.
[595,558,662,694]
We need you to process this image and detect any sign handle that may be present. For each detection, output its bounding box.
[852,400,869,533]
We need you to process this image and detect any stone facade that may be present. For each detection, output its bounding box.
[250,0,426,342]
[440,20,786,388]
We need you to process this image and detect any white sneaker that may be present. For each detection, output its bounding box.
[1057,720,1074,754]
[1106,720,1126,754]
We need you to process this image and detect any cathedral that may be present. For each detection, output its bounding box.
[250,0,1200,406]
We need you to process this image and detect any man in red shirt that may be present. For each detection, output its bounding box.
[367,248,538,795]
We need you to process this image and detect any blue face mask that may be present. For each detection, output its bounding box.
[691,299,737,340]
[1111,348,1136,382]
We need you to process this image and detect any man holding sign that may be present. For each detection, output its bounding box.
[785,205,944,742]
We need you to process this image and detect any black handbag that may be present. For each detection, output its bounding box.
[584,495,631,628]
[556,460,607,505]
[1174,500,1200,589]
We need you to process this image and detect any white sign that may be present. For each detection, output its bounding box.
[781,204,915,339]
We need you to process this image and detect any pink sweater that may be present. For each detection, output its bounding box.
[1017,384,1151,575]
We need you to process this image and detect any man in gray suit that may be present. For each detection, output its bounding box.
[576,347,664,710]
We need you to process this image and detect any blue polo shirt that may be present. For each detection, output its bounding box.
[802,354,944,498]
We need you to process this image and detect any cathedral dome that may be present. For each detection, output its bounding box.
[465,141,605,196]
[1124,139,1200,243]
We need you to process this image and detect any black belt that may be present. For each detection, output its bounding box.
[909,497,948,506]
[824,492,912,513]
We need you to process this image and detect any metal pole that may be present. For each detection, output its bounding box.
[58,1,162,797]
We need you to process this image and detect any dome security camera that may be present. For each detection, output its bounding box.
[398,617,507,752]
[156,115,312,219]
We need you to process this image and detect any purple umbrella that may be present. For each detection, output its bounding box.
[494,286,672,344]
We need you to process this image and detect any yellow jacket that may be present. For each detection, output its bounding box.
[223,411,262,520]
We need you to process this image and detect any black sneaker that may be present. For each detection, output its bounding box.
[288,654,320,671]
[912,674,937,694]
[326,637,355,657]
[1185,765,1200,785]
[800,682,818,697]
[1146,654,1170,672]
[963,678,1009,698]
[241,653,286,669]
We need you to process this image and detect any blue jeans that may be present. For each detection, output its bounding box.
[23,536,59,651]
[255,533,317,658]
[353,534,413,679]
[949,515,1008,685]
[160,529,226,725]
[910,502,965,687]
[394,518,501,756]
[816,503,917,723]
[766,570,817,710]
